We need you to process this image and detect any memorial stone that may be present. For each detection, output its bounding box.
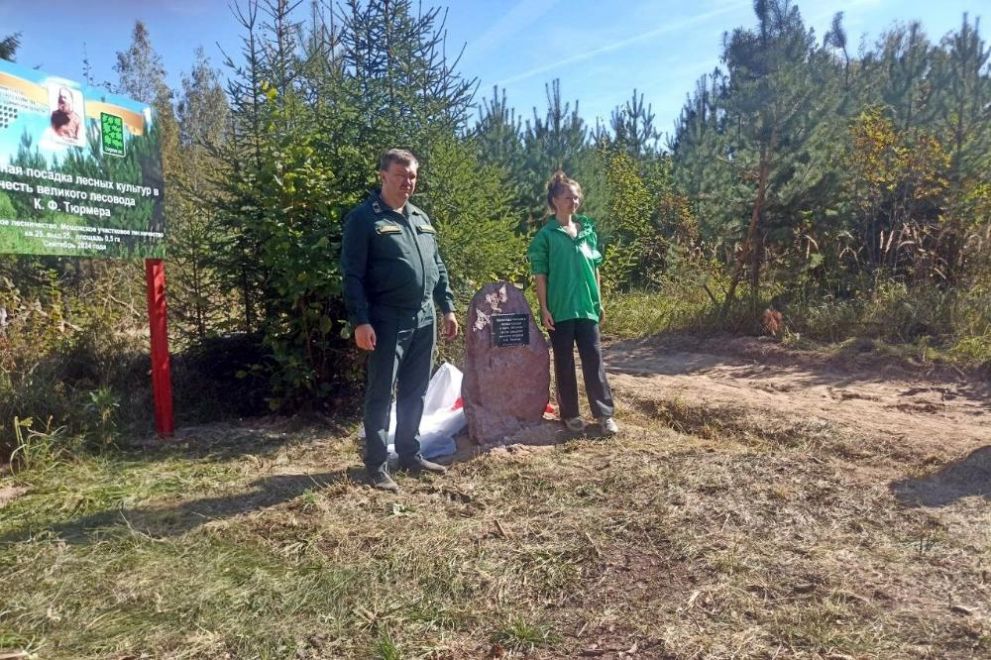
[462,282,550,444]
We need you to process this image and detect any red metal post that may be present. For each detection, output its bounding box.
[145,258,174,437]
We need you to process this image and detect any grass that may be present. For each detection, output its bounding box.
[491,617,560,653]
[601,288,712,340]
[2,395,989,659]
[601,281,991,371]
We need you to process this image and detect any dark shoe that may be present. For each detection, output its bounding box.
[564,417,585,432]
[367,469,399,492]
[398,454,448,475]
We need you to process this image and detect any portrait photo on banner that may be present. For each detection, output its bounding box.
[46,83,85,147]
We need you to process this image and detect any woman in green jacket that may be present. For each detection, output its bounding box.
[527,171,618,435]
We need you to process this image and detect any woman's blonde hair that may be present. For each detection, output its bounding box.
[546,170,582,212]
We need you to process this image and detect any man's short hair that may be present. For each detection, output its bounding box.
[378,148,418,171]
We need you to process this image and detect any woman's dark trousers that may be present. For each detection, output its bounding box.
[548,318,614,420]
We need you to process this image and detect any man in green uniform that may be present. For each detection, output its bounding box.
[341,148,459,492]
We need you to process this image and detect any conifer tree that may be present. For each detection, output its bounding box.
[169,50,232,341]
[609,89,660,157]
[0,33,19,61]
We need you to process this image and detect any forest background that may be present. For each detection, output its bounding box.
[0,0,989,460]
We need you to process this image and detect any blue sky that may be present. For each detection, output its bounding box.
[1,0,985,139]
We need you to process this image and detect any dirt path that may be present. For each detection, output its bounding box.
[605,334,991,460]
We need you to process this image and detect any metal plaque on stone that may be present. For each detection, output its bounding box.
[491,313,530,347]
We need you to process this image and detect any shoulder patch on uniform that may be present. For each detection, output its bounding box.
[416,224,436,234]
[375,223,402,235]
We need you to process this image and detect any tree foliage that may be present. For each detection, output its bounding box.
[3,0,991,433]
[0,33,19,61]
[669,0,990,331]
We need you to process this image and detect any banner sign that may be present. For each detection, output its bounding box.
[0,60,165,258]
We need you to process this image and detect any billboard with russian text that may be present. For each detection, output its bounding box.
[0,60,165,258]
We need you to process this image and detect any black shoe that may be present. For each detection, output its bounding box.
[367,469,399,492]
[398,454,448,474]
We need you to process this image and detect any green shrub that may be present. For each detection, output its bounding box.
[0,270,149,464]
[171,334,275,421]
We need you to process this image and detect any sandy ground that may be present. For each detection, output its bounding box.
[604,334,990,461]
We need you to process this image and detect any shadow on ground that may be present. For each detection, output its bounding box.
[124,412,358,464]
[0,470,358,545]
[891,446,991,506]
[1,420,589,546]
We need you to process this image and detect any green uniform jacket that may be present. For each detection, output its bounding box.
[341,190,456,326]
[527,214,604,323]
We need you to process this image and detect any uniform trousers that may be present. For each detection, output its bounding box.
[363,312,435,471]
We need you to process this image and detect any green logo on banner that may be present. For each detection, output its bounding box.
[101,112,125,157]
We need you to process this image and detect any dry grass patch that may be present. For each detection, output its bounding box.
[1,409,989,658]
